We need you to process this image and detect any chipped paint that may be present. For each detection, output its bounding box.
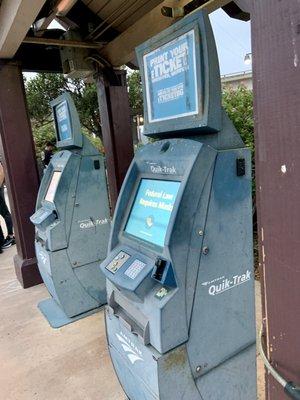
[281,164,287,174]
[262,245,266,263]
[291,20,299,67]
[163,347,186,371]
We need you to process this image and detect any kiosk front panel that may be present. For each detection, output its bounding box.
[31,93,110,327]
[101,10,256,400]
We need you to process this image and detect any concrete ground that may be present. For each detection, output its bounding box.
[0,245,265,400]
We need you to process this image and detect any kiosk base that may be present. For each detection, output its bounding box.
[38,298,101,328]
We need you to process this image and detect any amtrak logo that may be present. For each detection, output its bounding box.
[116,332,144,365]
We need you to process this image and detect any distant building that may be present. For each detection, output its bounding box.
[221,70,252,90]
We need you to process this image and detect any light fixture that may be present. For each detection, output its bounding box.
[57,0,77,16]
[244,53,252,66]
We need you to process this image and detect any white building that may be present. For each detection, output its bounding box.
[221,70,252,90]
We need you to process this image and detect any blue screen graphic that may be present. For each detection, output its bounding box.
[55,101,72,141]
[125,179,180,247]
[143,29,198,122]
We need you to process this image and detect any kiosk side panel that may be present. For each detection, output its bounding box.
[187,149,256,376]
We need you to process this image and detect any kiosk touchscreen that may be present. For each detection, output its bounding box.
[30,92,110,328]
[100,10,256,400]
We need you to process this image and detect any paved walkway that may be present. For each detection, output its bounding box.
[0,247,124,400]
[0,247,264,399]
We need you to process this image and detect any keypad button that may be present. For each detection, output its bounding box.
[125,260,146,280]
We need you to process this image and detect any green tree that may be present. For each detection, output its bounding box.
[25,73,102,138]
[25,73,67,127]
[32,124,56,162]
[222,86,254,152]
[127,71,143,116]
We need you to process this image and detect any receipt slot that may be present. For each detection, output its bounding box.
[31,93,110,328]
[100,10,256,400]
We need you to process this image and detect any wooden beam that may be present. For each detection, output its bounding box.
[33,0,78,36]
[0,61,42,288]
[95,71,134,212]
[233,0,253,14]
[99,0,231,67]
[252,0,300,397]
[23,36,104,49]
[0,0,47,58]
[199,0,231,13]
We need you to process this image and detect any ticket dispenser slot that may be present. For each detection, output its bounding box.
[108,290,150,345]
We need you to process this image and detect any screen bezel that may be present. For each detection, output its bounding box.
[124,178,181,248]
[143,28,200,124]
[53,100,73,144]
[136,10,222,136]
[44,171,62,203]
[121,174,183,253]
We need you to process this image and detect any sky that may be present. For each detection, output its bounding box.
[25,9,252,79]
[209,8,252,75]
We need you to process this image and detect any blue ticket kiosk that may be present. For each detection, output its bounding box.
[100,10,256,400]
[31,93,110,328]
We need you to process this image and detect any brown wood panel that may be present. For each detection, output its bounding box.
[96,71,134,211]
[252,1,300,399]
[0,61,42,288]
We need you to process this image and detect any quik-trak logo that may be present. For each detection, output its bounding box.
[201,270,252,296]
[147,162,177,175]
[78,217,109,230]
[116,331,144,365]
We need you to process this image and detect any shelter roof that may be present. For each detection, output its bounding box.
[0,0,250,72]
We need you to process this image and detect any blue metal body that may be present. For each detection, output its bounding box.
[30,93,110,325]
[101,9,256,400]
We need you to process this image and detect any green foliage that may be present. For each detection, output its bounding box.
[32,123,56,162]
[222,86,254,152]
[127,71,143,116]
[82,131,105,154]
[222,85,256,220]
[25,73,67,127]
[25,73,102,139]
[73,82,101,137]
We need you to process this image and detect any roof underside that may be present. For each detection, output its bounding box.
[0,0,251,72]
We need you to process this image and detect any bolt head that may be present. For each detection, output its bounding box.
[202,246,209,255]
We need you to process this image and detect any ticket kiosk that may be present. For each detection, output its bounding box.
[101,10,256,400]
[31,93,110,328]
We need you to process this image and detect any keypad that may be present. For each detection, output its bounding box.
[125,259,146,280]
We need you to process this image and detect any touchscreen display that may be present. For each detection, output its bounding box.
[54,101,72,141]
[45,171,62,203]
[125,179,180,247]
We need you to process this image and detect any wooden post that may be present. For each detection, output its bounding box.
[252,1,300,398]
[0,61,42,288]
[96,70,134,212]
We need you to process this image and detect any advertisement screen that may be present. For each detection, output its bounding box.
[54,101,72,141]
[45,171,62,203]
[143,29,198,122]
[125,179,180,247]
